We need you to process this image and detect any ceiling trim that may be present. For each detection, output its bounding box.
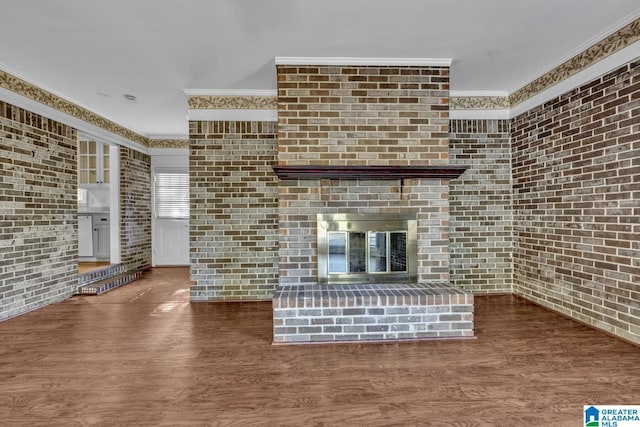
[449,96,510,110]
[0,15,638,138]
[0,86,148,153]
[451,39,640,119]
[0,67,149,148]
[449,109,511,120]
[147,134,190,140]
[449,91,509,98]
[188,109,278,122]
[509,17,640,106]
[149,147,189,156]
[188,95,277,110]
[148,139,190,149]
[274,57,453,66]
[184,89,277,97]
[510,39,640,117]
[512,10,640,94]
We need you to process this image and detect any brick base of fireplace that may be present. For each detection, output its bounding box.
[272,283,474,344]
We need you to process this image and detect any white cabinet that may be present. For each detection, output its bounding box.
[78,214,110,260]
[78,215,93,257]
[79,140,110,185]
[93,214,110,260]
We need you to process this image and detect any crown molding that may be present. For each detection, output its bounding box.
[147,139,190,149]
[0,65,149,149]
[510,39,640,118]
[275,57,453,67]
[449,109,511,120]
[188,109,278,122]
[511,9,640,93]
[149,147,189,156]
[450,95,510,110]
[183,89,277,97]
[450,38,640,119]
[449,91,509,98]
[0,86,148,153]
[187,95,277,110]
[147,134,189,140]
[509,17,640,107]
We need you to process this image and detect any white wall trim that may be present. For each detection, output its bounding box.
[147,134,189,140]
[183,89,277,97]
[109,144,121,265]
[449,109,511,120]
[149,148,189,156]
[187,109,278,122]
[0,87,149,153]
[274,57,453,67]
[449,90,509,98]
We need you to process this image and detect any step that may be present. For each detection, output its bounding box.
[77,270,144,295]
[78,263,126,287]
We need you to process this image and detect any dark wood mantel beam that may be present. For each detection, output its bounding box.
[272,165,469,180]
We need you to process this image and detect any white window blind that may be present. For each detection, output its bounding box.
[154,168,189,219]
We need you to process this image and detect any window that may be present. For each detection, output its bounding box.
[154,168,189,219]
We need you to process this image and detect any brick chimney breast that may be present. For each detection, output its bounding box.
[274,64,453,286]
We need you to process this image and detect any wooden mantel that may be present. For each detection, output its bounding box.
[272,165,469,180]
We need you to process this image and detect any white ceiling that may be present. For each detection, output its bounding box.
[1,1,639,139]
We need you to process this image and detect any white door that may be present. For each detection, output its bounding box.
[153,167,189,266]
[155,218,189,265]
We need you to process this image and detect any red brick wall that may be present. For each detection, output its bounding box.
[511,59,640,344]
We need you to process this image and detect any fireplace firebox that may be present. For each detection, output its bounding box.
[317,213,417,285]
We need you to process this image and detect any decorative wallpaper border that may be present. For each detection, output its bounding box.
[2,17,639,131]
[148,139,190,148]
[188,95,277,110]
[0,69,149,147]
[451,17,640,110]
[509,17,640,107]
[450,96,510,110]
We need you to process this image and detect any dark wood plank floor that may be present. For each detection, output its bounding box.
[0,268,638,426]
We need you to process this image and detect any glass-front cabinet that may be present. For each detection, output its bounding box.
[78,140,110,185]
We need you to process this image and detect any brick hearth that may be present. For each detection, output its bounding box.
[273,282,474,343]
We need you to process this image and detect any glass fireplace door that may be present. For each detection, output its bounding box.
[318,214,417,285]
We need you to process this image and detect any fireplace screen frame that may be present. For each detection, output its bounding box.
[317,213,417,285]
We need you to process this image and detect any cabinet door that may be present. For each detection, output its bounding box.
[93,215,110,260]
[78,140,94,185]
[78,141,110,184]
[78,215,93,256]
[101,143,110,184]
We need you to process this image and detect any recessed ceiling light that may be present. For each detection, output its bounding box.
[123,94,137,102]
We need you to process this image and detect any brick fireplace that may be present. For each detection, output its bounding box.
[271,61,474,343]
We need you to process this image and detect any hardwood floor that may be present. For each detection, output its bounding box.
[0,267,638,426]
[78,262,111,274]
